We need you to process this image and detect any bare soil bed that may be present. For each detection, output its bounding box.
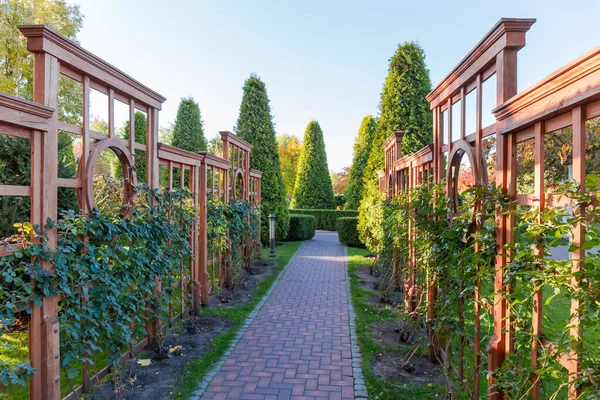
[372,320,428,347]
[365,293,404,311]
[88,316,231,400]
[356,264,381,291]
[89,258,276,398]
[208,260,277,308]
[372,351,444,385]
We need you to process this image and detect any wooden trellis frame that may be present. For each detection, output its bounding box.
[0,25,261,400]
[380,17,600,399]
[493,45,600,399]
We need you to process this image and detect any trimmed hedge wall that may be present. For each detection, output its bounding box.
[336,217,364,248]
[289,209,358,231]
[285,214,316,241]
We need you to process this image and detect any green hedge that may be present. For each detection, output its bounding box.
[285,214,316,241]
[336,217,364,248]
[289,209,358,231]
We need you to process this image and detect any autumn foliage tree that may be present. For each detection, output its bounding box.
[235,74,289,241]
[358,42,432,251]
[0,0,83,237]
[277,134,303,199]
[345,115,376,210]
[291,120,335,209]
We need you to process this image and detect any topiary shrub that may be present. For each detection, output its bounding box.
[359,42,432,252]
[285,214,316,241]
[345,115,376,210]
[235,74,289,241]
[291,121,336,209]
[336,217,363,248]
[289,209,358,231]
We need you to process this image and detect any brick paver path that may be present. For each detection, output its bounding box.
[202,231,354,399]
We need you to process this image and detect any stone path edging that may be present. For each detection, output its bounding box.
[344,246,368,399]
[190,241,307,399]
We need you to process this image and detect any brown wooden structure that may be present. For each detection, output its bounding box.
[0,26,261,399]
[380,17,600,399]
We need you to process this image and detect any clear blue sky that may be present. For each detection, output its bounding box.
[75,0,600,171]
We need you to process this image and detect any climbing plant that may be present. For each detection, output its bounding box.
[377,176,600,398]
[0,186,195,389]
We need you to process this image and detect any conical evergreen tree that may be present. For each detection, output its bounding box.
[122,111,147,182]
[172,97,207,152]
[345,115,376,210]
[291,121,335,209]
[358,42,432,251]
[235,74,289,241]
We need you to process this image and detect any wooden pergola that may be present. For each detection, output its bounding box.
[380,18,600,399]
[0,25,262,399]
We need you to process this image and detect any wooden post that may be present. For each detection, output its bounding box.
[29,52,61,400]
[569,106,584,399]
[198,160,209,307]
[489,47,519,399]
[145,107,162,350]
[531,121,545,399]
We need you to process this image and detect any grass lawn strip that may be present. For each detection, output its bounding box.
[344,246,368,399]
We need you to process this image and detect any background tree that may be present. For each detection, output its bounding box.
[277,134,303,199]
[345,115,376,209]
[172,97,207,152]
[331,167,350,195]
[207,133,223,157]
[159,122,174,145]
[0,0,83,238]
[121,111,147,182]
[170,97,207,187]
[358,42,432,251]
[235,74,289,241]
[291,120,336,209]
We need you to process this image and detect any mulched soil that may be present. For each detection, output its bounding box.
[208,260,277,308]
[356,264,381,291]
[88,258,275,399]
[366,293,404,311]
[357,262,443,388]
[372,351,444,385]
[372,320,428,347]
[88,316,231,400]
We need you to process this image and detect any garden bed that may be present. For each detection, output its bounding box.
[208,260,277,308]
[88,316,231,400]
[346,247,446,399]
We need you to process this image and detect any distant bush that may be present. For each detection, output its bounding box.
[336,217,363,248]
[334,194,346,209]
[285,214,316,241]
[289,209,358,231]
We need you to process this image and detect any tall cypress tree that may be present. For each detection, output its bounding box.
[172,97,207,152]
[235,74,289,241]
[345,115,376,210]
[291,121,335,209]
[358,42,432,251]
[122,111,147,183]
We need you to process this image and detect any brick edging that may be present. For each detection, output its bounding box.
[190,241,308,399]
[344,246,368,399]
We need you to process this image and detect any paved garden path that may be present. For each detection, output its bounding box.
[200,231,362,400]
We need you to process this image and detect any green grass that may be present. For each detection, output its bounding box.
[346,247,446,399]
[0,331,109,400]
[168,241,304,399]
